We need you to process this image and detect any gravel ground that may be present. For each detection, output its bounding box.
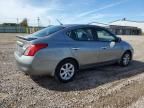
[0,33,144,108]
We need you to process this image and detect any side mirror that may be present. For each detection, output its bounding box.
[115,37,121,42]
[110,41,115,48]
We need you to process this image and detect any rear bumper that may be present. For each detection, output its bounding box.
[14,52,34,74]
[14,52,55,76]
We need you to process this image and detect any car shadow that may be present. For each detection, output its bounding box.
[31,60,144,92]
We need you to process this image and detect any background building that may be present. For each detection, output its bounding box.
[89,19,143,35]
[109,18,144,35]
[108,25,142,35]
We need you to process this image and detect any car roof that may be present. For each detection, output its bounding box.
[54,24,104,29]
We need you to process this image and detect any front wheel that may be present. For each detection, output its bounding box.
[119,52,131,66]
[55,60,78,83]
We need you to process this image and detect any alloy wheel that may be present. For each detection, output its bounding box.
[59,63,75,80]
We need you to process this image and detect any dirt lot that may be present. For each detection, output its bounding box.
[0,33,144,108]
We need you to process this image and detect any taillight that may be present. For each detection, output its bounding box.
[24,43,48,56]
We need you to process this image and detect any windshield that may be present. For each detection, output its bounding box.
[31,26,64,37]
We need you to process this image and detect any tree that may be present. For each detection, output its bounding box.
[20,18,28,27]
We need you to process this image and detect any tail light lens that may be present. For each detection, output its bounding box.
[24,43,48,56]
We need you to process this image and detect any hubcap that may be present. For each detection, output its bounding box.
[123,53,130,65]
[60,63,75,80]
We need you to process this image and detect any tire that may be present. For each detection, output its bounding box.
[119,51,131,66]
[55,60,78,83]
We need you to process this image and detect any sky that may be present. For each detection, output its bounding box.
[0,0,143,26]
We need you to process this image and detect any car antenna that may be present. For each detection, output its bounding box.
[56,19,63,25]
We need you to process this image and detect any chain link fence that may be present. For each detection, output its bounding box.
[0,25,44,34]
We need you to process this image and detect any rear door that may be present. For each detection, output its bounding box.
[67,27,100,65]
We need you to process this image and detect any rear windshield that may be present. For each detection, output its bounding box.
[31,26,64,37]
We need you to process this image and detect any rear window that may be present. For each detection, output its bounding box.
[31,26,64,37]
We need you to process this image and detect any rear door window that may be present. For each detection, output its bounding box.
[67,28,94,41]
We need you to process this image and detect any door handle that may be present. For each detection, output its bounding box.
[101,47,107,49]
[72,48,80,50]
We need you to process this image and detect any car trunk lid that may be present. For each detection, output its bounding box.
[16,35,37,56]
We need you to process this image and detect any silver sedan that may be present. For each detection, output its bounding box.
[14,24,134,82]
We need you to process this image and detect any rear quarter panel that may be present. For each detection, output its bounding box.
[31,41,75,76]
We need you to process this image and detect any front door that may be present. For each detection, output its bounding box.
[93,28,123,62]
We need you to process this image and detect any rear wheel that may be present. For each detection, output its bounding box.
[55,60,78,83]
[120,52,131,66]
